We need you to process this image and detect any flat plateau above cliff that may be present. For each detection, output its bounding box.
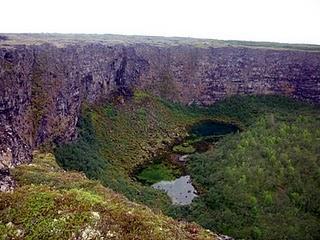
[1,33,320,51]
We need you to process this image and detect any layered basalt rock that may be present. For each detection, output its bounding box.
[134,45,320,104]
[0,35,319,190]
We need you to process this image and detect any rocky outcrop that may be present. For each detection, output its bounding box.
[0,44,148,182]
[0,35,320,189]
[135,45,320,105]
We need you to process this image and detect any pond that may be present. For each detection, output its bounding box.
[152,176,197,205]
[190,120,239,137]
[135,120,239,205]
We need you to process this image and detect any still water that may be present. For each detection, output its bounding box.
[152,175,197,205]
[136,120,239,205]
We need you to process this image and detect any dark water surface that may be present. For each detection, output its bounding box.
[136,120,239,205]
[190,120,239,137]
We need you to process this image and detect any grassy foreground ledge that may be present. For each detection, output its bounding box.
[0,152,216,240]
[2,93,319,240]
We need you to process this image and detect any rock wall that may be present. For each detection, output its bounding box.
[1,40,320,188]
[135,45,320,105]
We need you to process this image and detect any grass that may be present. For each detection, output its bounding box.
[54,90,216,210]
[173,144,196,154]
[0,152,216,240]
[54,93,318,218]
[168,97,320,240]
[12,92,319,239]
[1,33,320,51]
[136,163,179,185]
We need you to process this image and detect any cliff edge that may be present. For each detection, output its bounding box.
[1,33,320,189]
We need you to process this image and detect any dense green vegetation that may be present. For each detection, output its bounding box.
[205,95,317,126]
[173,143,197,154]
[136,162,180,185]
[0,152,215,240]
[169,97,320,240]
[54,92,320,239]
[55,91,211,209]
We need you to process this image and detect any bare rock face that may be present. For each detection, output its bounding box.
[0,36,320,190]
[0,168,15,192]
[134,45,320,105]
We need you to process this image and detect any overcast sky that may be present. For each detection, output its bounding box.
[1,0,319,44]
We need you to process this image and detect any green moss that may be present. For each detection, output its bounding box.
[173,144,196,154]
[52,93,320,239]
[133,89,151,101]
[104,104,117,118]
[55,91,214,211]
[1,185,90,239]
[4,93,318,239]
[173,105,320,240]
[136,163,179,185]
[1,152,215,240]
[69,188,104,205]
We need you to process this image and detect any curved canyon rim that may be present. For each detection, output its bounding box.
[0,33,319,240]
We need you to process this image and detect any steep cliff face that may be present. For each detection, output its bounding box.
[0,34,320,189]
[0,43,148,186]
[134,45,320,104]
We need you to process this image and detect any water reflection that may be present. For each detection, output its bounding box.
[136,120,239,206]
[152,175,197,205]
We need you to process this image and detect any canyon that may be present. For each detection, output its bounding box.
[1,34,320,189]
[1,34,319,239]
